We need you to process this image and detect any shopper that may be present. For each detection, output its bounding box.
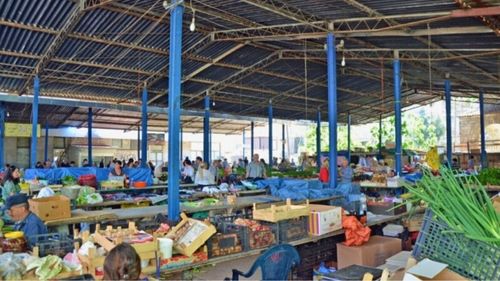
[103,243,142,280]
[194,156,203,171]
[1,165,21,199]
[4,194,48,247]
[35,161,44,169]
[319,159,329,183]
[127,158,135,168]
[246,154,267,180]
[82,159,90,167]
[182,160,194,184]
[467,155,475,171]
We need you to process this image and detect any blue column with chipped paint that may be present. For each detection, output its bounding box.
[141,87,148,167]
[204,95,210,164]
[167,2,184,222]
[393,51,402,176]
[30,75,40,168]
[327,33,338,188]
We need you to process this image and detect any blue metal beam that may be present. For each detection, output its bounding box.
[137,126,140,161]
[167,2,184,222]
[281,124,285,161]
[88,107,93,166]
[251,121,254,158]
[242,128,246,159]
[393,51,402,176]
[327,33,338,188]
[204,95,210,164]
[479,89,487,168]
[268,100,273,175]
[347,112,351,164]
[30,75,40,169]
[445,78,452,167]
[316,110,321,172]
[0,102,5,168]
[141,87,148,167]
[44,122,49,162]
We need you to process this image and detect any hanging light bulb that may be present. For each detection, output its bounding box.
[162,0,170,10]
[341,54,346,67]
[189,10,196,32]
[212,101,215,107]
[6,112,10,117]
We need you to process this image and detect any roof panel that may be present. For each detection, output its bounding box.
[0,0,75,29]
[221,45,273,66]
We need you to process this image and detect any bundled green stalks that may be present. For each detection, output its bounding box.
[405,167,500,245]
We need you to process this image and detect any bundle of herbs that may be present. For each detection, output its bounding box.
[405,167,500,245]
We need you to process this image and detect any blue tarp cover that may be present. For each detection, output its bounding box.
[256,178,338,200]
[24,168,153,186]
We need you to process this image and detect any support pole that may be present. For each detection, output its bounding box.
[88,107,92,167]
[327,32,338,188]
[0,103,5,169]
[316,110,321,172]
[445,76,452,168]
[141,87,148,167]
[242,129,246,159]
[180,126,183,162]
[44,122,49,162]
[137,126,140,161]
[281,124,285,161]
[393,51,402,176]
[250,121,254,158]
[203,95,210,164]
[268,100,273,175]
[347,112,351,164]
[378,114,382,159]
[30,75,40,168]
[167,2,184,222]
[479,89,487,169]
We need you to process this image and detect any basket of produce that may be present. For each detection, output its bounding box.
[61,185,82,200]
[407,168,500,281]
[61,175,77,186]
[233,218,276,250]
[78,174,97,188]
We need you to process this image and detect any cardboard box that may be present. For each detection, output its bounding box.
[167,213,216,256]
[29,195,71,221]
[309,204,342,236]
[404,214,424,232]
[367,201,407,216]
[390,259,468,281]
[337,236,402,269]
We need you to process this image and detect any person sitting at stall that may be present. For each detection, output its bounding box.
[194,162,215,186]
[246,153,267,180]
[103,243,142,280]
[1,165,21,199]
[339,157,353,184]
[182,160,194,184]
[4,194,48,247]
[109,160,128,187]
[319,159,329,183]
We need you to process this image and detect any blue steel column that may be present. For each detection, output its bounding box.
[141,87,148,167]
[347,112,351,164]
[180,126,183,162]
[44,122,49,162]
[378,114,382,159]
[167,2,184,222]
[0,103,5,168]
[250,121,254,158]
[445,77,452,168]
[393,51,402,176]
[30,76,40,168]
[268,100,273,175]
[281,124,285,161]
[316,110,321,172]
[203,95,210,164]
[242,129,246,159]
[327,33,338,188]
[479,89,487,168]
[88,108,93,166]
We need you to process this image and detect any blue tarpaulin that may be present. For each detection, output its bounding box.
[255,178,337,200]
[24,168,153,186]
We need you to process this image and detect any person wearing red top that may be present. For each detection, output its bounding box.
[319,159,329,183]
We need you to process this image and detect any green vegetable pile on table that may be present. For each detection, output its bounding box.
[477,168,500,186]
[405,167,500,245]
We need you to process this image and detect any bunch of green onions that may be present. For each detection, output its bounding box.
[405,167,500,245]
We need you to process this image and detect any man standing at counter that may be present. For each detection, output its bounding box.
[246,153,267,180]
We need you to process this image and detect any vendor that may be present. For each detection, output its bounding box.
[4,194,47,246]
[319,159,329,183]
[1,165,21,199]
[339,157,353,184]
[246,153,267,180]
[109,160,128,186]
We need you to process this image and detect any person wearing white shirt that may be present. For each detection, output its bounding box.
[195,162,215,185]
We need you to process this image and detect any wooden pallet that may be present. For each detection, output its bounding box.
[252,199,310,222]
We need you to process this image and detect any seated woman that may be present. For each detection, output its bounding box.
[2,166,21,199]
[103,243,142,280]
[181,160,194,184]
[194,162,215,186]
[109,160,128,187]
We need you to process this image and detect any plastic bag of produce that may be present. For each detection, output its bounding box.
[85,193,103,204]
[36,187,55,198]
[0,253,26,280]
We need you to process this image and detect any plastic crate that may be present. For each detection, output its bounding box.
[413,210,500,281]
[206,233,244,258]
[275,216,309,243]
[33,233,74,257]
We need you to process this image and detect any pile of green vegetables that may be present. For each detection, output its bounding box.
[477,168,500,186]
[405,167,500,245]
[61,175,77,186]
